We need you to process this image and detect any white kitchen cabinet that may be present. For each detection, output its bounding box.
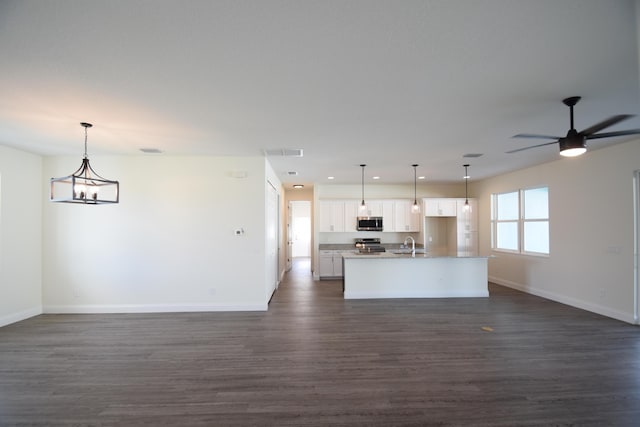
[319,201,345,232]
[456,198,478,232]
[394,200,420,232]
[381,201,395,232]
[319,250,335,276]
[456,198,478,256]
[457,231,478,257]
[319,249,352,278]
[362,200,383,217]
[320,198,421,233]
[332,252,344,276]
[343,201,359,232]
[424,198,457,217]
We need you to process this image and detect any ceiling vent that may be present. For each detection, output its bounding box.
[463,153,483,158]
[140,148,163,154]
[264,148,303,157]
[287,171,298,176]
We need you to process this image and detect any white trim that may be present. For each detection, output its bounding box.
[43,303,267,314]
[634,169,640,324]
[489,276,634,324]
[0,306,42,328]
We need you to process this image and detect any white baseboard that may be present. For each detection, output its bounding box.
[489,276,635,324]
[0,306,42,328]
[43,303,268,314]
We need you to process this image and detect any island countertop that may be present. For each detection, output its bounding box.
[342,252,489,259]
[342,253,489,299]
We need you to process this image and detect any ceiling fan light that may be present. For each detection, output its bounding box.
[559,137,586,157]
[560,147,587,157]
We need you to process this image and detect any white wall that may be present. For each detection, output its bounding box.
[42,155,271,312]
[474,139,640,323]
[0,145,42,326]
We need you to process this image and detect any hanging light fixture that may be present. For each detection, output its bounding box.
[463,164,471,212]
[50,122,119,204]
[359,164,367,213]
[411,164,420,213]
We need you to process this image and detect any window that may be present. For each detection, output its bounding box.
[491,186,549,255]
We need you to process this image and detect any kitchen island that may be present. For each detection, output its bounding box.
[342,252,489,299]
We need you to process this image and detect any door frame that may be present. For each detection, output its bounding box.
[633,170,639,324]
[289,200,312,260]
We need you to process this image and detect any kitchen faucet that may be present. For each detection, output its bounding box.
[403,236,416,257]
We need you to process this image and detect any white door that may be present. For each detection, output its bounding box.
[266,181,279,301]
[286,203,293,271]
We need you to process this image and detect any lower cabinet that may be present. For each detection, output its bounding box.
[319,250,351,278]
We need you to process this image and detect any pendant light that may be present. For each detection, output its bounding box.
[359,164,367,213]
[50,122,120,204]
[463,164,471,212]
[411,164,420,213]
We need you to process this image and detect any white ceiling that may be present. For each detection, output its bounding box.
[1,0,639,188]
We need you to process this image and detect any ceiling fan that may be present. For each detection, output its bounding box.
[507,96,640,157]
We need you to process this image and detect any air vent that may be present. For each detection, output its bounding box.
[140,148,163,154]
[287,171,298,176]
[264,148,303,157]
[463,153,483,158]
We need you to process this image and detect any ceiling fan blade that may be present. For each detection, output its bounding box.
[512,133,561,140]
[506,141,558,154]
[579,114,633,136]
[585,128,640,140]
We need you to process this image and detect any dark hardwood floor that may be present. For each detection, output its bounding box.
[1,258,640,426]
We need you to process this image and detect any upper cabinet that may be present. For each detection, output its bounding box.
[318,200,345,232]
[343,200,359,232]
[394,200,420,232]
[360,200,389,218]
[424,198,457,217]
[318,199,420,233]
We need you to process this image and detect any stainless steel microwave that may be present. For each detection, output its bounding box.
[357,216,383,231]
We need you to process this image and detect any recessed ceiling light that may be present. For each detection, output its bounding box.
[293,184,304,189]
[418,176,426,180]
[327,176,335,180]
[373,176,380,180]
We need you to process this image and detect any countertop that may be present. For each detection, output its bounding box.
[319,243,425,251]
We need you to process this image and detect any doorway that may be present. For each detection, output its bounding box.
[288,201,311,271]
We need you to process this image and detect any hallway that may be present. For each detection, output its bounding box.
[1,260,639,425]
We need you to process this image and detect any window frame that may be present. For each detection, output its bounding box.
[491,186,549,257]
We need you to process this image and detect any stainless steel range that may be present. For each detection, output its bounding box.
[354,238,386,253]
